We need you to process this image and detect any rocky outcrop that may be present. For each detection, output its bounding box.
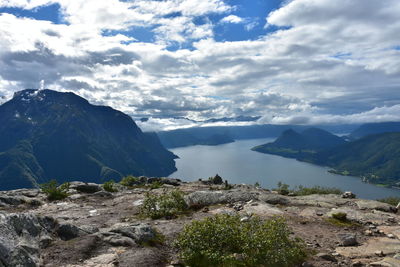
[0,213,57,266]
[0,179,399,267]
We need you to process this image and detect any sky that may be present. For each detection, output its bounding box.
[0,0,400,131]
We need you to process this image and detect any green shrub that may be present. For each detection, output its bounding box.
[120,175,140,187]
[40,180,70,201]
[275,183,343,196]
[175,214,307,267]
[294,185,343,196]
[331,212,347,221]
[103,180,118,192]
[140,190,188,219]
[208,174,223,185]
[148,181,163,190]
[276,182,290,195]
[378,197,400,206]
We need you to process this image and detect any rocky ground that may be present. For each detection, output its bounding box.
[1,178,400,267]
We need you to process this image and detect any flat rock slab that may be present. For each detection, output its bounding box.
[369,257,400,267]
[241,202,284,217]
[326,207,392,224]
[378,226,400,239]
[336,237,400,258]
[355,200,396,213]
[290,194,349,208]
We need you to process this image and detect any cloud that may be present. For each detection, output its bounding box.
[0,0,400,129]
[221,15,243,24]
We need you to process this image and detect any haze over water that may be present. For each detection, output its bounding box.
[170,138,400,200]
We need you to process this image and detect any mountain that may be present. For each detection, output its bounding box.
[0,89,177,190]
[348,121,400,140]
[157,131,234,148]
[252,128,346,159]
[314,132,400,186]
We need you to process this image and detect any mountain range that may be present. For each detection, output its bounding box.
[0,89,177,190]
[348,121,400,140]
[253,127,400,186]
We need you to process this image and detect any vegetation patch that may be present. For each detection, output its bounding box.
[377,196,400,206]
[119,175,140,187]
[40,180,70,201]
[326,212,360,227]
[175,214,307,267]
[275,182,343,196]
[294,185,343,196]
[102,180,118,192]
[140,190,188,219]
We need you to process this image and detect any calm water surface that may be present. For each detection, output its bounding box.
[169,138,400,200]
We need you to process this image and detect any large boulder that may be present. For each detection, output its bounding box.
[355,200,397,213]
[184,190,259,208]
[0,213,57,266]
[69,182,102,194]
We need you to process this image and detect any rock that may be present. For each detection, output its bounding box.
[393,253,400,260]
[351,260,363,266]
[338,233,358,246]
[0,213,57,266]
[109,223,157,244]
[369,257,400,267]
[0,195,25,206]
[160,178,181,186]
[316,252,337,262]
[93,191,113,197]
[355,200,396,213]
[387,234,395,239]
[56,223,94,241]
[342,191,356,199]
[69,182,102,193]
[365,230,373,236]
[374,250,385,257]
[301,262,314,267]
[185,191,226,207]
[259,194,289,205]
[336,237,400,258]
[103,234,136,247]
[233,203,244,211]
[240,216,250,222]
[184,190,259,208]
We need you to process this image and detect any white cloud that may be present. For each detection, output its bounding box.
[221,15,243,24]
[0,0,400,128]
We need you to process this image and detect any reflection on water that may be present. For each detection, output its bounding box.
[169,138,400,200]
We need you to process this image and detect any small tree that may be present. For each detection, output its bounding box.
[40,180,70,201]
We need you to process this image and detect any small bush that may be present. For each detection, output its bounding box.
[378,197,400,206]
[175,214,307,267]
[276,182,290,195]
[148,181,163,190]
[208,174,223,185]
[331,212,347,221]
[140,190,188,219]
[40,180,70,201]
[120,175,140,187]
[103,180,118,192]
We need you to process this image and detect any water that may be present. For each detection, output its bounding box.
[169,138,400,200]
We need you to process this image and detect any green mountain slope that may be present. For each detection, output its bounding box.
[252,128,346,159]
[315,132,400,185]
[348,121,400,139]
[0,89,177,190]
